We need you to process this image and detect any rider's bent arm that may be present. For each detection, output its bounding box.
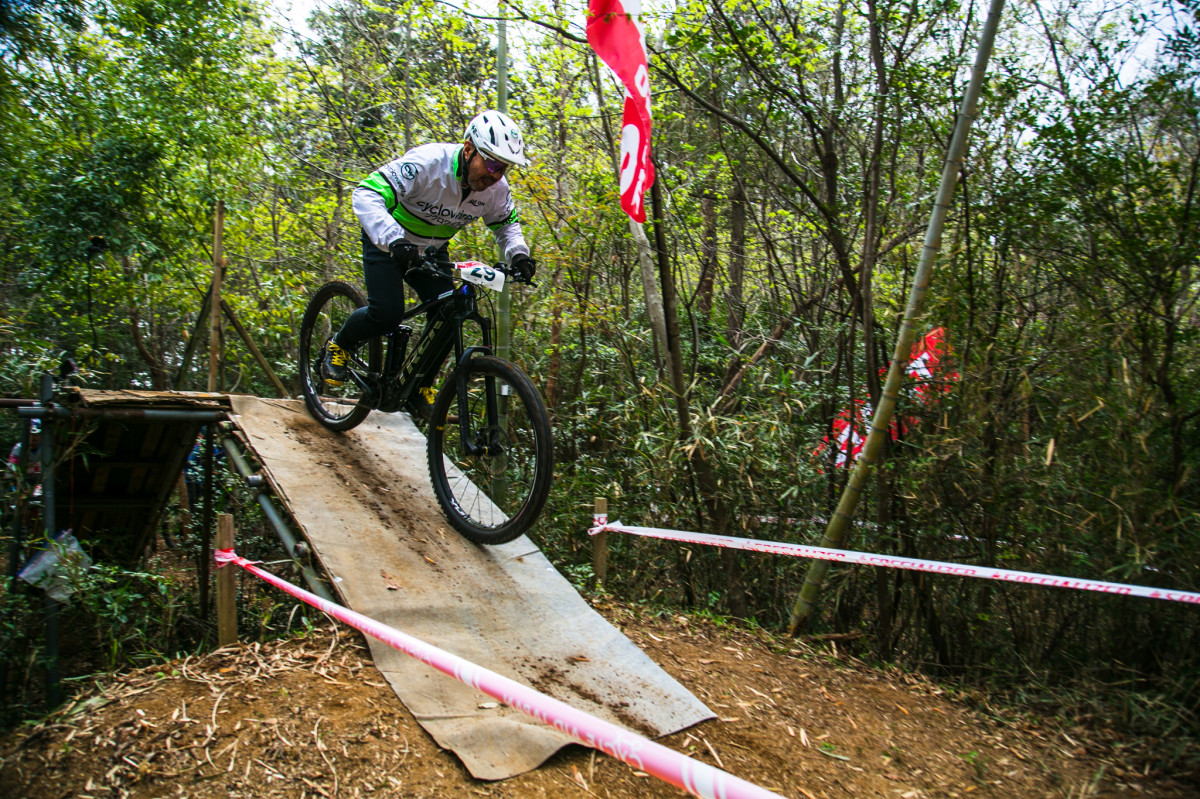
[353,183,405,253]
[484,198,530,266]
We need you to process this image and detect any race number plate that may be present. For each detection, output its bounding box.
[455,261,505,291]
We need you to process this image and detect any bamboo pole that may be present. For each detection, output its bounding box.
[175,286,211,389]
[208,200,225,392]
[493,25,513,505]
[787,0,1007,634]
[218,297,290,398]
[179,283,289,396]
[216,513,238,647]
[593,497,608,588]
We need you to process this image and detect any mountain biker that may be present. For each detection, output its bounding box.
[322,110,538,421]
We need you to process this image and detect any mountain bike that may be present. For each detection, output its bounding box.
[298,251,553,545]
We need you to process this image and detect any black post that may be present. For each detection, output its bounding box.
[38,373,61,708]
[200,425,214,619]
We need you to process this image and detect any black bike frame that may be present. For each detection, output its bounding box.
[357,277,493,414]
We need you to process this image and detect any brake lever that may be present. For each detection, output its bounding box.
[414,247,456,277]
[497,262,536,288]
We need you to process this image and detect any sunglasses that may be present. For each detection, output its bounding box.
[481,157,509,175]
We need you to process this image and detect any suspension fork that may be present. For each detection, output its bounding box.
[453,310,499,455]
[454,345,498,456]
[445,297,501,456]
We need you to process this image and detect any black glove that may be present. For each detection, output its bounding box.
[508,253,537,283]
[388,239,419,272]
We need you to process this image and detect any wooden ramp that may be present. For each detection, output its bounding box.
[227,396,713,780]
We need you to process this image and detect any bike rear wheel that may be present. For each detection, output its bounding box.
[299,280,381,432]
[426,355,554,545]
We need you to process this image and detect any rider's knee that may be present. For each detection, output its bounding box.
[366,301,406,328]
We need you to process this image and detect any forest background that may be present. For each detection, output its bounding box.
[1,0,1198,773]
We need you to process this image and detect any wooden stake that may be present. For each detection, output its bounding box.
[216,513,238,647]
[593,497,608,589]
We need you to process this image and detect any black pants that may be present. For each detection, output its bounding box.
[335,232,455,387]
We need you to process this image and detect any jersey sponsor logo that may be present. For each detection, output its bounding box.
[467,199,485,207]
[380,165,411,197]
[400,162,419,181]
[414,199,478,225]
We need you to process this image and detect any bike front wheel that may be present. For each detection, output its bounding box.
[299,280,381,432]
[426,355,554,545]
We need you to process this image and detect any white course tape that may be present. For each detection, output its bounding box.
[589,523,1200,606]
[215,549,783,799]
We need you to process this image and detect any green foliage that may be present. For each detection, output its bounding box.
[0,429,317,726]
[70,563,182,670]
[0,547,192,723]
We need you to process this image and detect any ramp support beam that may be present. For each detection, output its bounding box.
[219,430,335,603]
[18,407,226,423]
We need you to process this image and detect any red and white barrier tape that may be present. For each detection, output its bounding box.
[586,525,1200,606]
[213,549,782,799]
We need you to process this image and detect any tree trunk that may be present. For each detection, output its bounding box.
[126,255,168,389]
[545,268,564,411]
[650,169,748,618]
[726,178,746,353]
[696,188,717,319]
[720,179,748,389]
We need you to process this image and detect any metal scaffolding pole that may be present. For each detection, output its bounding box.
[220,431,335,603]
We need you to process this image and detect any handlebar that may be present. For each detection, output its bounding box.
[413,246,535,287]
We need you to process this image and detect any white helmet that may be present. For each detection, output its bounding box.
[463,110,529,167]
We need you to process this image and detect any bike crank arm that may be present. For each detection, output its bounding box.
[347,371,381,409]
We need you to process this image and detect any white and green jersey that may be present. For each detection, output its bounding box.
[352,142,529,262]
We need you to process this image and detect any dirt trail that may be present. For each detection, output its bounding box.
[1,601,1191,799]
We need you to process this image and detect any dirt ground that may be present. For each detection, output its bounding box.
[0,600,1194,799]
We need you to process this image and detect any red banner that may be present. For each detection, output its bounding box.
[814,327,957,468]
[587,0,655,222]
[905,326,957,400]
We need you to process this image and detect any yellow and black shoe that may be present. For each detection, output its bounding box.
[407,386,438,421]
[407,387,459,425]
[322,341,349,386]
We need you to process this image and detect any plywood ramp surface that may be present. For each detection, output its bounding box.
[229,397,712,780]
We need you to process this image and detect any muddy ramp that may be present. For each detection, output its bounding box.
[228,396,712,780]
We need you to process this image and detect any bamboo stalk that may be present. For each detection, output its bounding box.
[218,297,290,398]
[208,201,225,392]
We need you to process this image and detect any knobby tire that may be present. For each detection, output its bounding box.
[426,356,553,545]
[299,280,381,432]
